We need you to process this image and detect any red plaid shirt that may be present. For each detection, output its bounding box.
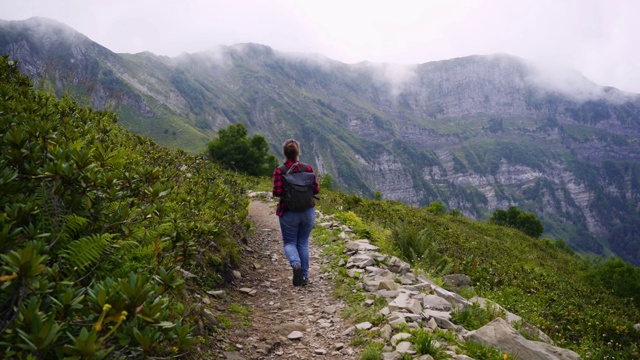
[272,160,320,216]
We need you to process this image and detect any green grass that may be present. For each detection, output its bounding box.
[411,329,446,358]
[465,341,513,360]
[450,302,504,331]
[115,102,212,154]
[227,303,252,327]
[359,342,383,360]
[215,315,233,329]
[434,328,458,345]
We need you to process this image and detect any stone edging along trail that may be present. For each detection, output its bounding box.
[214,193,581,360]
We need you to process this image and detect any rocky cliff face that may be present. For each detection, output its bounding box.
[362,151,422,204]
[2,18,640,265]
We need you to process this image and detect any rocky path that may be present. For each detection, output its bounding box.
[220,200,359,360]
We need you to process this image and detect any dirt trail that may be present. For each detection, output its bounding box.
[219,199,359,360]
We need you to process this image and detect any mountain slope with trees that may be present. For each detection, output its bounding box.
[2,17,640,265]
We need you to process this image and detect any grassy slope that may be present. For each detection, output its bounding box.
[114,100,212,154]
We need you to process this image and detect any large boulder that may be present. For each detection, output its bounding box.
[464,318,580,360]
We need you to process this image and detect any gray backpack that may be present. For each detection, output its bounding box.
[279,162,315,211]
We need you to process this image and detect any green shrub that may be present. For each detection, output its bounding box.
[392,224,425,264]
[587,257,640,308]
[427,201,447,215]
[450,302,504,331]
[489,205,544,238]
[391,224,452,275]
[0,55,249,357]
[319,173,336,190]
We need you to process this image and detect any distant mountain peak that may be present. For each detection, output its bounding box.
[23,16,69,26]
[1,16,93,49]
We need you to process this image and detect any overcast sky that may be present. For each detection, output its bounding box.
[2,0,639,92]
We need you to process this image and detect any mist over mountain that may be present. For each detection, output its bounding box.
[2,17,640,265]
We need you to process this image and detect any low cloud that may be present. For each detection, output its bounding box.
[526,60,632,103]
[5,1,640,93]
[363,62,418,99]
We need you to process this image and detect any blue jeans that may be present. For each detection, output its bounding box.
[278,207,315,278]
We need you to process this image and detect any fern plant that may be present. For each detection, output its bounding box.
[391,224,452,276]
[59,233,113,275]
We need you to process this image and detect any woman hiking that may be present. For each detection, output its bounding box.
[272,139,320,286]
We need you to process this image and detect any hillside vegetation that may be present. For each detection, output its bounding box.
[0,55,249,358]
[303,186,640,358]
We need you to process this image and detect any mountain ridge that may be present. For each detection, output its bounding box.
[2,17,640,265]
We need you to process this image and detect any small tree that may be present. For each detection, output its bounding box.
[587,257,640,308]
[373,191,383,201]
[208,123,278,176]
[319,173,335,190]
[489,205,544,238]
[426,201,446,215]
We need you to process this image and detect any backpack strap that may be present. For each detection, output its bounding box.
[280,162,308,174]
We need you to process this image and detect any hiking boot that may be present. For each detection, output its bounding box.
[301,277,309,286]
[292,264,303,286]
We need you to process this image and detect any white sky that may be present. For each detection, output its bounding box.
[2,0,639,92]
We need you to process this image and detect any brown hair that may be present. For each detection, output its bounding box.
[282,139,300,161]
